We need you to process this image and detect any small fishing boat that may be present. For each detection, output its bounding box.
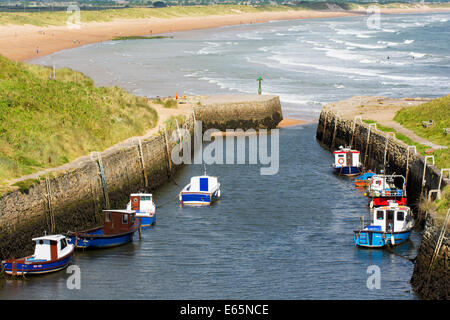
[179,169,220,206]
[353,202,414,248]
[2,235,74,276]
[354,171,376,188]
[366,174,407,208]
[332,146,363,176]
[67,209,139,249]
[126,193,156,229]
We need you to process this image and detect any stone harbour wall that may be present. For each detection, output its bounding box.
[316,107,449,300]
[316,108,448,209]
[194,95,283,132]
[410,214,449,299]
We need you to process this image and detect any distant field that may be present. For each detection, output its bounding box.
[1,3,449,27]
[0,55,158,189]
[0,5,299,26]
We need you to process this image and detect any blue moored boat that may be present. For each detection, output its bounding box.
[126,193,156,229]
[2,235,74,276]
[354,202,414,248]
[332,146,363,176]
[179,169,221,206]
[67,209,139,249]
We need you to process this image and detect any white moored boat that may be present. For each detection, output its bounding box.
[126,193,156,228]
[179,169,221,206]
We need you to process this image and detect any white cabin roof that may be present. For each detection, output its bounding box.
[130,193,152,197]
[102,209,135,214]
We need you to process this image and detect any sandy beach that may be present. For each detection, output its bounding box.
[1,6,449,62]
[1,10,359,61]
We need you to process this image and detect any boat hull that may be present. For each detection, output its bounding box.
[67,229,136,249]
[353,229,412,248]
[355,180,370,188]
[333,166,363,176]
[370,197,407,207]
[137,214,156,229]
[180,190,220,206]
[2,252,73,276]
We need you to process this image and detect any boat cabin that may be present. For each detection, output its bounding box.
[102,209,137,235]
[333,146,361,167]
[30,235,72,262]
[369,175,405,197]
[187,176,219,193]
[127,193,155,214]
[370,203,412,233]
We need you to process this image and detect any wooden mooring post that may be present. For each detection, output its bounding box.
[91,152,110,209]
[421,155,435,197]
[163,127,172,177]
[133,137,149,190]
[44,174,55,234]
[350,116,362,149]
[364,123,377,168]
[383,132,396,172]
[405,146,417,186]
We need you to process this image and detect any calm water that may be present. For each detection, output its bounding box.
[4,12,447,299]
[0,125,420,299]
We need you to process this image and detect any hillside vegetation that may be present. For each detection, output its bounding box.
[0,5,299,26]
[1,3,449,26]
[0,55,158,188]
[394,95,450,169]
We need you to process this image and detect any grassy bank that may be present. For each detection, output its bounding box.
[394,95,450,169]
[0,55,158,189]
[394,95,450,149]
[361,95,449,169]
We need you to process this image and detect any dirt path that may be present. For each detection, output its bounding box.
[325,95,448,150]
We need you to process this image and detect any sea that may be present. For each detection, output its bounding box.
[32,11,450,121]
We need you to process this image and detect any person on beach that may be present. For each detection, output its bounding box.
[36,47,39,55]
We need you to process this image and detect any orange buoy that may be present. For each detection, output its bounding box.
[176,92,178,100]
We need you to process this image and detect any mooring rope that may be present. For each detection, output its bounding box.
[156,194,180,209]
[427,209,450,274]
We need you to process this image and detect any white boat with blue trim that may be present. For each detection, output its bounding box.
[2,235,74,276]
[332,146,363,176]
[179,170,221,206]
[126,193,156,229]
[354,202,414,248]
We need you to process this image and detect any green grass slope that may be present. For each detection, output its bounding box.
[0,55,157,187]
[394,95,450,169]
